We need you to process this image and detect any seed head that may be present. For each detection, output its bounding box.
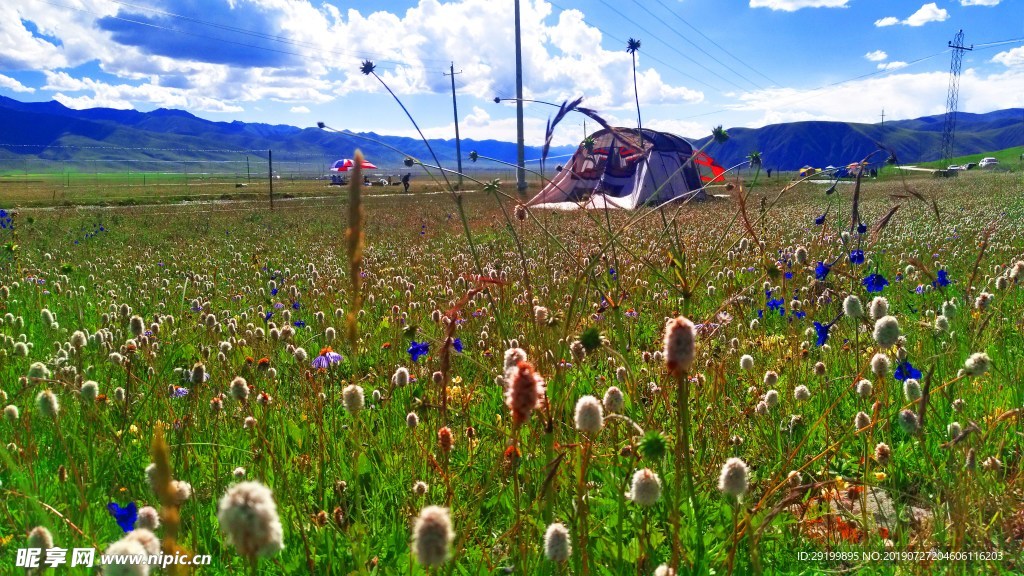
[854,411,871,430]
[230,376,249,401]
[873,316,901,348]
[406,412,419,428]
[717,457,750,497]
[897,409,919,434]
[903,379,922,402]
[874,442,891,465]
[843,295,864,318]
[763,371,778,387]
[81,381,99,402]
[765,389,780,408]
[573,395,604,435]
[136,506,160,531]
[543,522,571,563]
[35,390,59,419]
[5,404,20,423]
[793,385,810,402]
[626,468,662,506]
[869,296,889,320]
[602,386,625,414]
[342,384,365,414]
[870,353,890,377]
[438,426,453,451]
[662,316,697,374]
[740,354,754,371]
[411,505,454,567]
[505,361,545,425]
[217,481,284,559]
[393,367,410,387]
[856,379,873,398]
[27,526,54,549]
[963,352,990,377]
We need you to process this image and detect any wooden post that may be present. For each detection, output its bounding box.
[268,149,274,210]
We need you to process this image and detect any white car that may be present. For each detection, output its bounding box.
[979,157,999,168]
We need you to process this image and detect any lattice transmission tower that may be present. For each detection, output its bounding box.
[940,29,972,163]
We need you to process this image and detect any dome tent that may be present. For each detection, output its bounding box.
[527,127,724,210]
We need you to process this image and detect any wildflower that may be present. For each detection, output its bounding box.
[948,422,962,439]
[574,395,604,434]
[814,212,827,226]
[505,361,545,425]
[858,222,868,234]
[136,506,160,531]
[655,566,677,576]
[102,537,149,575]
[843,295,863,318]
[868,296,889,320]
[406,412,419,428]
[627,468,662,506]
[874,442,891,465]
[544,522,572,563]
[982,456,1002,472]
[871,354,890,377]
[663,316,697,374]
[793,385,811,402]
[765,389,780,408]
[503,347,528,371]
[81,380,99,402]
[217,481,284,559]
[171,481,193,504]
[107,502,138,533]
[638,431,667,461]
[856,379,873,398]
[873,316,900,348]
[855,412,871,430]
[35,390,59,419]
[787,470,802,486]
[603,386,625,414]
[934,315,950,332]
[27,526,54,550]
[740,354,754,370]
[718,457,750,498]
[230,377,250,402]
[963,352,990,376]
[862,273,889,293]
[311,347,343,369]
[763,371,778,387]
[233,467,247,480]
[393,367,410,387]
[893,360,922,382]
[244,416,258,430]
[849,250,865,265]
[412,505,454,567]
[814,262,831,280]
[4,405,18,423]
[452,338,463,353]
[814,361,826,376]
[813,322,830,347]
[408,340,430,363]
[342,384,365,414]
[28,362,50,381]
[932,269,950,288]
[438,426,453,451]
[898,409,919,434]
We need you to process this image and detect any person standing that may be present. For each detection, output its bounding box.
[402,173,411,193]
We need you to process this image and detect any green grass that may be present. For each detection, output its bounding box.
[918,145,1024,170]
[1,172,1023,575]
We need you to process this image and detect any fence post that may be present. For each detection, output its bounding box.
[268,149,274,210]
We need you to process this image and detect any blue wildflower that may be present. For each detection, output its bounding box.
[894,360,922,381]
[408,341,430,363]
[815,262,831,280]
[767,297,785,315]
[814,213,826,225]
[609,267,617,279]
[172,387,189,398]
[292,301,300,310]
[932,269,950,288]
[784,271,793,280]
[862,273,889,293]
[849,249,865,265]
[813,322,830,347]
[858,222,868,234]
[263,311,273,322]
[793,310,807,319]
[293,320,306,328]
[107,502,138,533]
[312,348,343,369]
[452,338,463,353]
[271,288,279,296]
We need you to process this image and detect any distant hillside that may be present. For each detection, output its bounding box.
[696,110,1024,170]
[0,96,1021,173]
[0,96,575,173]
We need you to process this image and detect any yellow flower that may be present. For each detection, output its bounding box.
[452,376,463,385]
[129,424,139,435]
[874,472,887,481]
[834,476,847,491]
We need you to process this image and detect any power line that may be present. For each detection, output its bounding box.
[628,0,766,90]
[649,0,779,86]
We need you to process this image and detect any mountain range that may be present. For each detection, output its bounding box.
[0,96,1021,173]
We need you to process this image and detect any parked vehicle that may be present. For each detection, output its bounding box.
[979,157,999,168]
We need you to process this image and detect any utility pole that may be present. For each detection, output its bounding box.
[940,30,972,163]
[444,62,464,189]
[513,0,527,194]
[880,108,885,127]
[268,149,274,210]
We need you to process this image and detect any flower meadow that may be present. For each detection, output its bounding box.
[1,170,1023,575]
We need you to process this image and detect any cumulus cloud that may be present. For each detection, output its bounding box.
[8,0,701,117]
[874,3,949,28]
[877,61,908,71]
[0,74,36,93]
[961,0,1000,5]
[44,70,243,113]
[992,46,1024,68]
[864,50,888,62]
[749,0,850,10]
[290,106,311,113]
[731,68,1024,128]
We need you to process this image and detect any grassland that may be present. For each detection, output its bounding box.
[1,169,1023,575]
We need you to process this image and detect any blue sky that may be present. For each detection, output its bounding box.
[1,0,1022,144]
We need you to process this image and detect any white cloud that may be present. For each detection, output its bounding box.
[874,3,948,28]
[961,0,1000,6]
[44,70,242,113]
[992,46,1024,68]
[290,106,311,113]
[730,68,1024,129]
[903,3,948,26]
[864,50,888,62]
[877,61,908,71]
[0,73,35,93]
[749,0,850,11]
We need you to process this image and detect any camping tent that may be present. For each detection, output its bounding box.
[527,127,724,210]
